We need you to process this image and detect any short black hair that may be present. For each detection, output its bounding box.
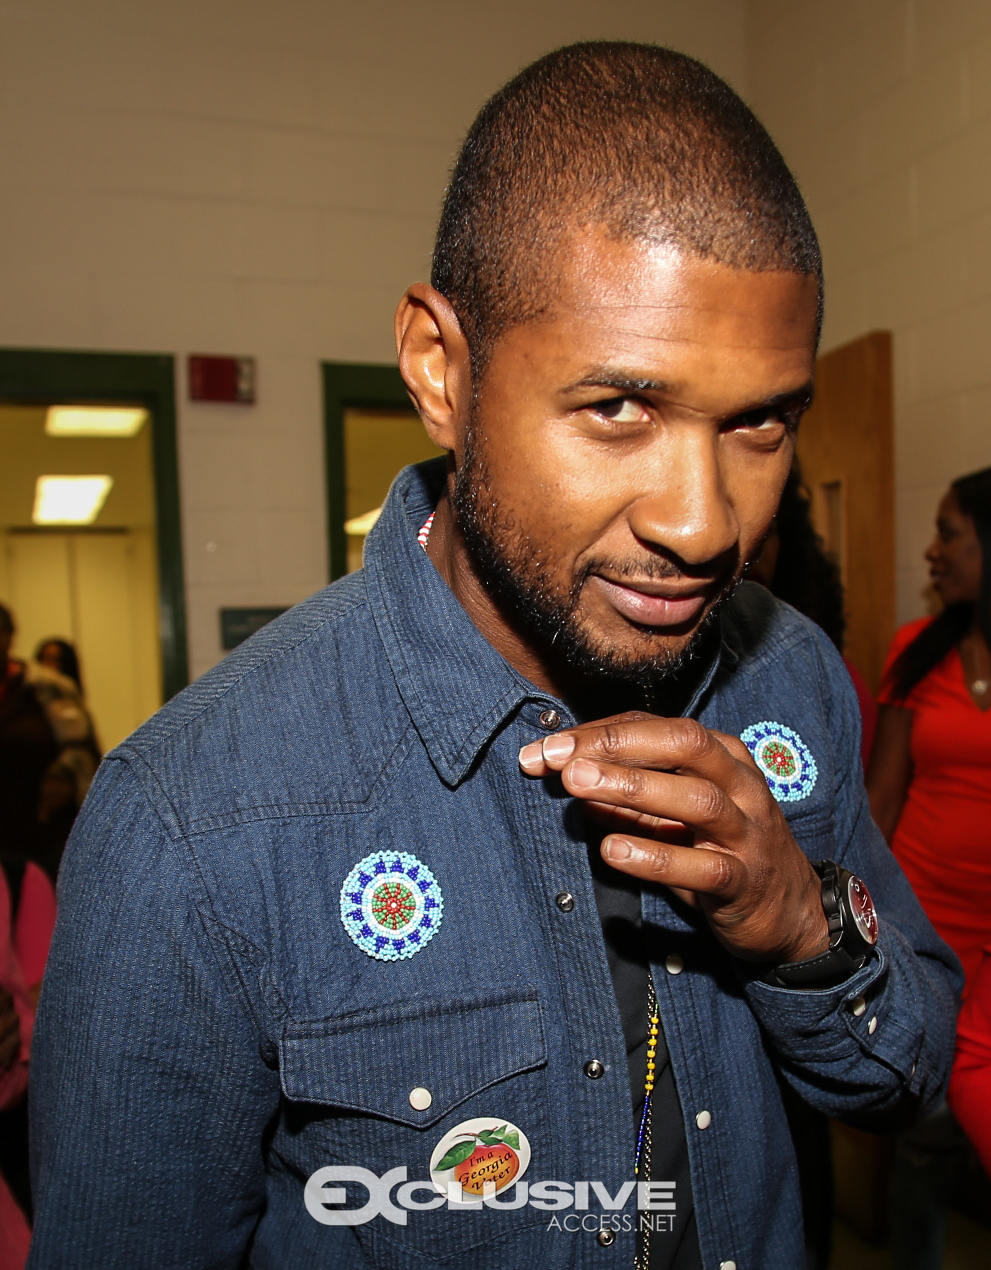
[432,41,822,376]
[0,602,13,635]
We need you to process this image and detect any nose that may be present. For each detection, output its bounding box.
[627,427,739,571]
[924,535,941,564]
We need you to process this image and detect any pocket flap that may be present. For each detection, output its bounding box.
[278,987,546,1127]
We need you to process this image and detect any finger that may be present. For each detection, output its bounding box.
[583,799,692,836]
[518,711,655,777]
[530,716,751,793]
[561,758,747,840]
[600,834,744,898]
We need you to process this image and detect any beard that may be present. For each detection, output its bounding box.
[452,421,738,692]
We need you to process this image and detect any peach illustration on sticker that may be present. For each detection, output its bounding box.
[429,1117,531,1197]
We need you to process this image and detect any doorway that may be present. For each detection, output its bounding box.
[796,331,894,693]
[0,349,186,747]
[322,362,443,579]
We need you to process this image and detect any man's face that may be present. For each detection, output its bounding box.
[451,233,819,685]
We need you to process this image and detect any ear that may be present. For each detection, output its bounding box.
[395,284,472,454]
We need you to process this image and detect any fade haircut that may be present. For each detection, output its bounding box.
[432,42,822,377]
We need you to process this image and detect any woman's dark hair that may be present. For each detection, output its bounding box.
[35,637,82,690]
[886,465,991,702]
[765,466,846,651]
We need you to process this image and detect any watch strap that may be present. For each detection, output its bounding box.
[765,859,871,988]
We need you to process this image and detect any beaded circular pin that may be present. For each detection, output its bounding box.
[340,850,444,961]
[740,721,818,802]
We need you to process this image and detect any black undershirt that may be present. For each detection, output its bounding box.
[566,656,716,1269]
[590,844,703,1270]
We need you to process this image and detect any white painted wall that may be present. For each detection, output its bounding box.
[749,0,991,628]
[0,0,746,682]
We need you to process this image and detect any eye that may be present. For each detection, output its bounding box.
[726,408,788,433]
[592,396,651,426]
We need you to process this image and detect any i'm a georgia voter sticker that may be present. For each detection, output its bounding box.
[429,1118,531,1198]
[740,720,818,802]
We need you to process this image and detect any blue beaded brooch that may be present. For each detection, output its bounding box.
[340,850,444,961]
[740,721,818,802]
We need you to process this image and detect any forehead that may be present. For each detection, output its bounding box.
[501,231,818,402]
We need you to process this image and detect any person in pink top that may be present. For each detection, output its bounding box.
[0,867,34,1270]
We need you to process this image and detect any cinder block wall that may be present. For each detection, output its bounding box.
[0,0,745,682]
[749,0,991,628]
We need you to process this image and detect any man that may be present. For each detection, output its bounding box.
[29,43,959,1270]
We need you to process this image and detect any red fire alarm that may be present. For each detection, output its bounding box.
[188,355,256,403]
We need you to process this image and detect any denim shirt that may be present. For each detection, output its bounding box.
[29,461,961,1270]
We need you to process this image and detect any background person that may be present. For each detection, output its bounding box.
[868,466,991,990]
[0,868,34,1270]
[22,640,100,880]
[33,641,83,694]
[949,945,991,1176]
[867,465,991,1270]
[747,463,877,766]
[0,607,59,880]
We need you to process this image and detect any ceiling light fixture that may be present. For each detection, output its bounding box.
[44,406,148,437]
[33,475,114,524]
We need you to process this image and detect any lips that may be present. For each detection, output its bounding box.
[588,574,710,628]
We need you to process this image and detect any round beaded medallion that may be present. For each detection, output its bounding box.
[340,850,444,961]
[740,721,818,802]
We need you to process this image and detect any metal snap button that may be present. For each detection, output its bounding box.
[539,708,561,730]
[583,1059,605,1079]
[597,1228,616,1246]
[408,1087,432,1111]
[555,891,575,912]
[719,1261,737,1270]
[851,995,867,1017]
[695,1109,712,1129]
[665,954,684,975]
[868,1016,878,1035]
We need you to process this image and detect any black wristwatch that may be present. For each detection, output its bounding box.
[769,860,879,988]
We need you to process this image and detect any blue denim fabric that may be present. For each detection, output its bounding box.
[28,460,961,1270]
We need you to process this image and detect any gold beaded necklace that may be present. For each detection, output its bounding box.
[634,974,660,1270]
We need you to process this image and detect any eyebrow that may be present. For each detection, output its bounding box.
[561,370,816,416]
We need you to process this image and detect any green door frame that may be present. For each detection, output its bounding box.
[322,361,411,581]
[0,347,188,699]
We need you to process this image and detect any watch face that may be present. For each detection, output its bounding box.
[847,875,879,946]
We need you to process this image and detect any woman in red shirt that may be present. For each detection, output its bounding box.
[868,466,991,990]
[868,466,991,1270]
[949,946,991,1175]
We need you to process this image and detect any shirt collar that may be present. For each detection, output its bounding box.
[363,459,545,787]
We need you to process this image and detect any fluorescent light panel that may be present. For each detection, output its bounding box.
[344,507,381,536]
[33,475,113,524]
[45,406,148,437]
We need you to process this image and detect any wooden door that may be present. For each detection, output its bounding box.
[796,331,894,693]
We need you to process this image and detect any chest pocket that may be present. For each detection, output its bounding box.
[275,987,553,1266]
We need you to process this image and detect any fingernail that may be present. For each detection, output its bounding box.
[518,742,543,771]
[542,734,576,763]
[568,758,601,789]
[603,837,632,861]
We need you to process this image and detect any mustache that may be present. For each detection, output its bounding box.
[575,548,740,588]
